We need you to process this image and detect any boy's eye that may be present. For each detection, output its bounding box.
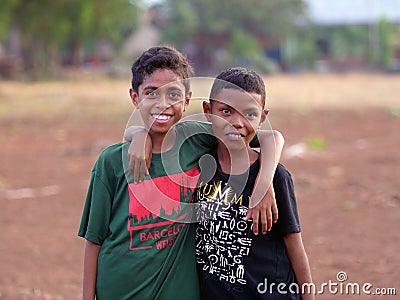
[246,111,257,118]
[168,91,183,100]
[221,108,231,114]
[146,91,158,98]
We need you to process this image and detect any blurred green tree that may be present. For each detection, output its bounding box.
[378,17,393,69]
[0,0,140,78]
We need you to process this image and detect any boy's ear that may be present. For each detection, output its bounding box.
[183,91,192,112]
[129,88,139,107]
[202,101,212,122]
[260,109,269,124]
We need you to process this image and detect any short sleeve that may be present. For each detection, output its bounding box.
[78,156,115,245]
[272,165,301,237]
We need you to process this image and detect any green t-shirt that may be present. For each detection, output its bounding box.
[78,121,216,300]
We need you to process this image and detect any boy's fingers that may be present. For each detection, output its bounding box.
[129,159,135,178]
[129,160,134,175]
[244,208,252,221]
[260,209,268,234]
[145,153,152,176]
[145,161,149,175]
[134,159,145,183]
[253,216,258,235]
[252,210,259,235]
[133,160,140,183]
[140,161,146,181]
[266,209,273,232]
[272,203,278,223]
[138,161,145,183]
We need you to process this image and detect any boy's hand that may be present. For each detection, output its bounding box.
[127,130,152,183]
[245,185,278,235]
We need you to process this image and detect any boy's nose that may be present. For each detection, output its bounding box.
[231,113,245,128]
[156,94,170,108]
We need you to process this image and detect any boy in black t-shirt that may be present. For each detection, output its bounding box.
[195,67,314,300]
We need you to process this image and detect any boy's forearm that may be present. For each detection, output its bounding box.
[258,130,284,184]
[125,126,153,181]
[284,233,315,300]
[83,240,101,300]
[250,130,284,206]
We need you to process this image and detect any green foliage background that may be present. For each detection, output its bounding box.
[0,0,399,78]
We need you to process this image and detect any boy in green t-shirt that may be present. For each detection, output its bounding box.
[79,46,283,299]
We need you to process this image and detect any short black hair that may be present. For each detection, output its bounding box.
[131,46,194,95]
[210,67,266,108]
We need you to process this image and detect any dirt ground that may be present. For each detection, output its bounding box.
[0,73,399,299]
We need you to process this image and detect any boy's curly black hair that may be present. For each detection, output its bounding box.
[131,46,194,95]
[210,67,266,108]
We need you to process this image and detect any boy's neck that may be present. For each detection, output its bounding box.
[150,129,177,153]
[216,145,258,175]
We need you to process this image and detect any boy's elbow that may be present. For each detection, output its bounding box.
[256,129,285,149]
[124,126,145,142]
[123,127,133,141]
[272,130,285,147]
[123,131,129,142]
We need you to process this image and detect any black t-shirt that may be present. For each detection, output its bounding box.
[195,153,301,299]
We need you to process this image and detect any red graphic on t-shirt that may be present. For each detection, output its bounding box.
[127,166,200,250]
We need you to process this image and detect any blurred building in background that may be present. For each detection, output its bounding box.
[295,0,400,72]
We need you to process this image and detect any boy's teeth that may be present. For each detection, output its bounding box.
[153,114,171,120]
[227,133,241,139]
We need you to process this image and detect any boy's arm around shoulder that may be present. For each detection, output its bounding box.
[246,130,284,235]
[124,126,152,183]
[284,233,314,300]
[124,121,215,183]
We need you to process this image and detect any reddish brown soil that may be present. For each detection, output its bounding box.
[1,76,399,299]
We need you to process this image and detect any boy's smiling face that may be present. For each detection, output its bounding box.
[203,88,267,151]
[130,69,190,136]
